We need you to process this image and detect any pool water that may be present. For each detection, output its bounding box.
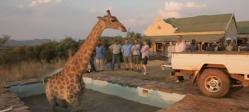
[21,89,160,112]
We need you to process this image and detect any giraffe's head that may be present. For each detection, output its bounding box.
[98,10,127,32]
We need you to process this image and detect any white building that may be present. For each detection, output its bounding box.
[144,13,238,54]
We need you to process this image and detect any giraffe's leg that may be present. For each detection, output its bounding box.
[45,84,58,112]
[46,91,58,112]
[66,93,84,112]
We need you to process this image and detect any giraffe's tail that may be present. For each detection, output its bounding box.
[42,76,50,85]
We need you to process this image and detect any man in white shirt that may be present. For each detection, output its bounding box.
[109,40,121,70]
[131,39,141,71]
[174,36,186,83]
[167,42,175,64]
[225,38,234,51]
[175,36,186,53]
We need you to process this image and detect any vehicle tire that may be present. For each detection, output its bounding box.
[198,69,231,98]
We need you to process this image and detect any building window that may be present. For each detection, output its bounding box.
[157,26,161,30]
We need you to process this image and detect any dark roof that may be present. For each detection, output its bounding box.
[237,21,249,34]
[164,14,233,33]
[145,34,224,42]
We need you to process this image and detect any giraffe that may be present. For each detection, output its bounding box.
[44,10,127,112]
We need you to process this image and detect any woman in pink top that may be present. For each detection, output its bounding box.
[141,41,150,75]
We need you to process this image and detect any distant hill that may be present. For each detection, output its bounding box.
[4,39,51,46]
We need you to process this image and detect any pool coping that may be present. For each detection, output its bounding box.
[2,74,189,112]
[83,73,195,95]
[0,86,30,112]
[3,72,249,112]
[83,77,185,108]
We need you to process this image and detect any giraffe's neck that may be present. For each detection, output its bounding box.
[62,21,105,77]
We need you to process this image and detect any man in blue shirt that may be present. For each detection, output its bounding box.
[189,39,198,52]
[95,40,105,71]
[121,39,132,70]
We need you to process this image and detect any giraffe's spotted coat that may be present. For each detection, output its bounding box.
[44,10,126,112]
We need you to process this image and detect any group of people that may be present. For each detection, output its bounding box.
[166,36,249,83]
[167,38,239,56]
[88,39,150,75]
[188,38,249,52]
[89,36,249,81]
[187,39,238,52]
[167,36,247,62]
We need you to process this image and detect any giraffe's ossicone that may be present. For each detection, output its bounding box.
[44,10,126,112]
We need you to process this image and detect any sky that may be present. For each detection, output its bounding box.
[0,0,249,40]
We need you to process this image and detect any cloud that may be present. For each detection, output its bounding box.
[159,1,207,18]
[164,1,184,11]
[186,2,207,9]
[122,14,153,32]
[30,0,62,7]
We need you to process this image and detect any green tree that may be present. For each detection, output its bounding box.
[38,41,58,62]
[127,32,142,40]
[0,35,10,64]
[0,35,10,47]
[56,37,79,59]
[0,36,83,65]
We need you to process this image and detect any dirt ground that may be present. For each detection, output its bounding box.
[158,94,249,112]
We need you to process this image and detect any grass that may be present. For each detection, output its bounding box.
[0,59,170,84]
[0,59,65,84]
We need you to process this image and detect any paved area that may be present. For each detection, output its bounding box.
[85,60,249,112]
[85,60,249,101]
[85,71,249,101]
[0,86,30,112]
[1,60,249,112]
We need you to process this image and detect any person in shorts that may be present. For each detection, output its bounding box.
[132,39,141,71]
[141,40,150,75]
[121,39,133,70]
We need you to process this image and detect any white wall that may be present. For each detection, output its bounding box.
[225,18,238,41]
[144,17,176,36]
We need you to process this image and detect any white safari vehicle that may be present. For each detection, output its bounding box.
[171,52,249,97]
